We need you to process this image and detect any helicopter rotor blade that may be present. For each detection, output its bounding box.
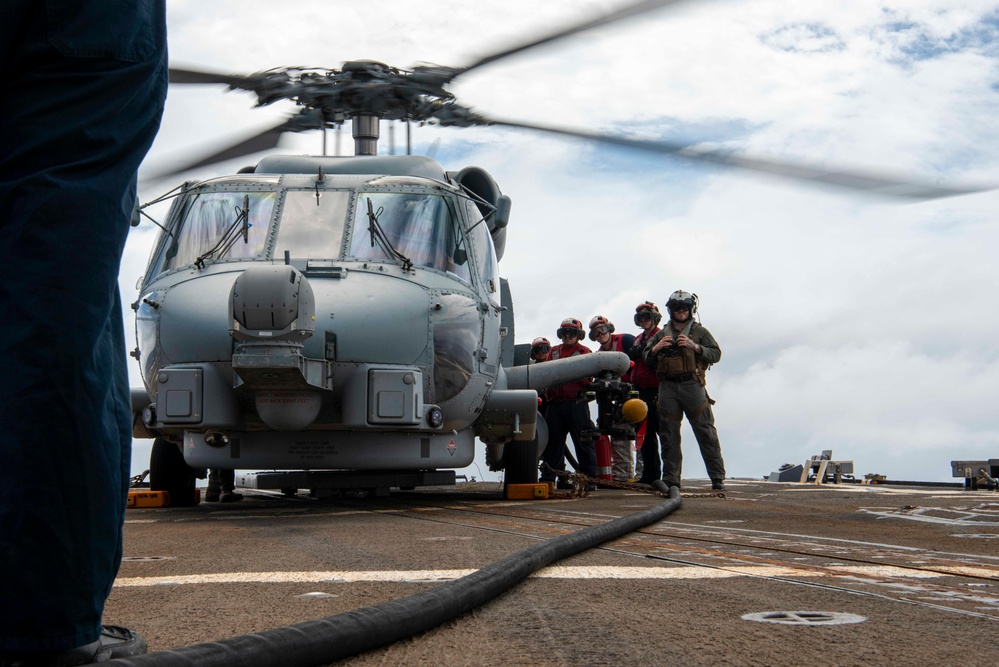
[490,118,990,201]
[447,0,691,83]
[145,121,289,181]
[168,67,253,87]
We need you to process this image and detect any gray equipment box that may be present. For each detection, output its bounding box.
[950,459,999,490]
[768,464,804,482]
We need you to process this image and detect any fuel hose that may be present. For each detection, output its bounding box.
[111,482,679,667]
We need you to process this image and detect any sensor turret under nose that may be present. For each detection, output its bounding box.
[228,265,327,430]
[229,265,315,342]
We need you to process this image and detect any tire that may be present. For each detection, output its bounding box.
[149,438,198,507]
[504,438,539,486]
[503,414,548,488]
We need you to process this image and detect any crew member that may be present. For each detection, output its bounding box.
[529,337,551,365]
[588,316,635,482]
[206,469,244,503]
[643,291,726,490]
[626,302,664,485]
[529,337,551,417]
[0,2,168,663]
[540,318,597,487]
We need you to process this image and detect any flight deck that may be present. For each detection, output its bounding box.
[109,479,998,665]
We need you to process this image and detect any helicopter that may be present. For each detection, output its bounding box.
[131,0,987,503]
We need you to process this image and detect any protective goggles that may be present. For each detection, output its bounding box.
[634,312,653,322]
[556,327,580,339]
[591,326,610,336]
[531,343,551,355]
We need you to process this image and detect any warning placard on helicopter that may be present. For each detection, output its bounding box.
[289,440,337,461]
[447,439,457,456]
[257,391,317,406]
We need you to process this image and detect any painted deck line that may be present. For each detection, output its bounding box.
[114,563,954,588]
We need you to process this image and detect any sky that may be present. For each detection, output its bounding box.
[126,0,999,484]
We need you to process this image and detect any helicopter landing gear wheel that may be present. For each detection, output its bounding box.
[149,438,199,507]
[503,439,539,486]
[502,414,547,489]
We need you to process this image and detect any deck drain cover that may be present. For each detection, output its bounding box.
[743,611,866,626]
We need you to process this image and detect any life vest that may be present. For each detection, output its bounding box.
[655,321,710,384]
[600,333,630,353]
[625,327,659,389]
[598,333,634,381]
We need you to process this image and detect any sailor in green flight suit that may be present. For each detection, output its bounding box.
[643,290,727,491]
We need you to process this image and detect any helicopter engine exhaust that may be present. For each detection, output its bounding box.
[229,265,327,431]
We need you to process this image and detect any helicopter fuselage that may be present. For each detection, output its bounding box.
[133,154,629,480]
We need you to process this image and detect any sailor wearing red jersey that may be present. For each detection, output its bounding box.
[539,318,598,485]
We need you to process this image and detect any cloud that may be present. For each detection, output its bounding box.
[760,23,847,54]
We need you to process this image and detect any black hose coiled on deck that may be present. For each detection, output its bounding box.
[111,482,679,667]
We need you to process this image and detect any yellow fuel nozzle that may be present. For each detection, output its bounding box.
[622,397,648,423]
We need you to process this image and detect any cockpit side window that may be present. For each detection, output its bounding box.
[464,198,500,297]
[274,190,350,259]
[350,192,471,283]
[151,191,274,275]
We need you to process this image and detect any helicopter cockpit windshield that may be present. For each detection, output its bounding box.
[350,192,471,283]
[273,189,350,259]
[152,190,275,274]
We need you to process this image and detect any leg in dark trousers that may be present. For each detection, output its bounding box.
[637,387,661,483]
[657,382,685,488]
[566,403,597,478]
[0,1,167,653]
[540,401,572,482]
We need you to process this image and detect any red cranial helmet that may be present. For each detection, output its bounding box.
[530,337,551,356]
[556,317,585,340]
[587,315,615,340]
[634,301,662,326]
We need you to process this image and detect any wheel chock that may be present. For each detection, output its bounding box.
[505,483,549,500]
[127,488,201,508]
[127,489,170,508]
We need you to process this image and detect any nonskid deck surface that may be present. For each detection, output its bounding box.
[110,480,999,665]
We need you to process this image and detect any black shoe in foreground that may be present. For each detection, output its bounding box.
[711,480,726,490]
[0,626,147,666]
[92,626,147,662]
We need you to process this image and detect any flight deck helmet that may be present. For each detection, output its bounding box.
[666,290,698,319]
[587,315,615,340]
[634,301,662,326]
[530,337,551,356]
[556,317,585,340]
